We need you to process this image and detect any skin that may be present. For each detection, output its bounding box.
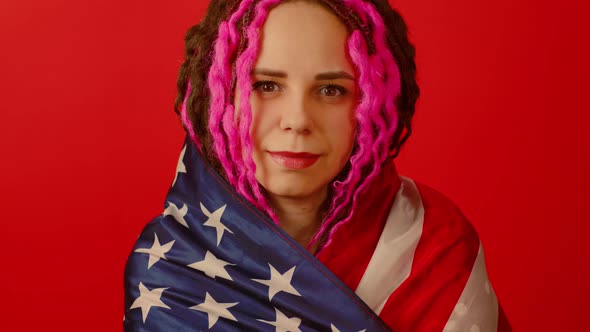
[248,1,358,248]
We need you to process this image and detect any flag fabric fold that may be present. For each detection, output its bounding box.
[124,137,392,332]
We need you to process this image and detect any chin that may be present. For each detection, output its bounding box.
[265,183,317,199]
[260,175,327,201]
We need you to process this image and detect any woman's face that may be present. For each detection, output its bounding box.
[249,1,357,202]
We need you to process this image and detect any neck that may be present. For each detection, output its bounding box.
[268,190,327,251]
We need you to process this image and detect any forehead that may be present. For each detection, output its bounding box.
[255,1,354,75]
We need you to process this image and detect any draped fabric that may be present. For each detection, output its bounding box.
[124,137,511,331]
[124,137,391,331]
[317,150,512,332]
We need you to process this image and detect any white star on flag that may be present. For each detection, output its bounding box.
[134,233,175,269]
[163,201,189,228]
[331,324,367,332]
[190,292,238,329]
[187,250,235,281]
[129,282,171,323]
[200,202,233,246]
[252,264,301,301]
[172,144,187,187]
[258,308,302,332]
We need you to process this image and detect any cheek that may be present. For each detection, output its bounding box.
[329,113,356,163]
[249,111,262,147]
[249,97,265,145]
[342,106,357,141]
[249,103,278,150]
[342,123,356,160]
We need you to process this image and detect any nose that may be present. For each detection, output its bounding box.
[279,94,313,134]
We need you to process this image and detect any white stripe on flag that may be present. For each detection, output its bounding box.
[354,177,425,314]
[442,244,499,332]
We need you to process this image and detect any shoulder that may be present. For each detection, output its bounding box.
[394,177,482,299]
[124,210,190,284]
[125,217,166,262]
[123,216,185,327]
[124,217,172,291]
[405,177,480,249]
[377,179,501,330]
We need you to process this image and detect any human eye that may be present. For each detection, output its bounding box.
[252,80,281,94]
[318,84,347,98]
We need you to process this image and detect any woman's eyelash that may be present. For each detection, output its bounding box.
[319,84,348,96]
[252,81,349,97]
[252,80,280,91]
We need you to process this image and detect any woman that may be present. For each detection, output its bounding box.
[124,0,511,331]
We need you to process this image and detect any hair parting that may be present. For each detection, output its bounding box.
[315,0,375,54]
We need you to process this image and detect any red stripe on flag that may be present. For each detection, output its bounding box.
[317,161,401,292]
[497,304,513,332]
[379,182,480,331]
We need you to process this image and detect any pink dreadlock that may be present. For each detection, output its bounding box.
[312,0,402,249]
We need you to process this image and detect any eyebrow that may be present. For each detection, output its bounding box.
[315,71,355,81]
[252,68,355,81]
[252,68,287,78]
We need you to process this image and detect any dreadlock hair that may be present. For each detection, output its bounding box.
[174,0,420,250]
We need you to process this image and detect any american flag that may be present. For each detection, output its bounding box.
[124,137,392,331]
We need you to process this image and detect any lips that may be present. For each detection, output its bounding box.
[268,151,320,169]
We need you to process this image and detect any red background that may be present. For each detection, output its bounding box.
[1,0,588,330]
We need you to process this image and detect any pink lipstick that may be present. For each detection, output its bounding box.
[268,151,320,169]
